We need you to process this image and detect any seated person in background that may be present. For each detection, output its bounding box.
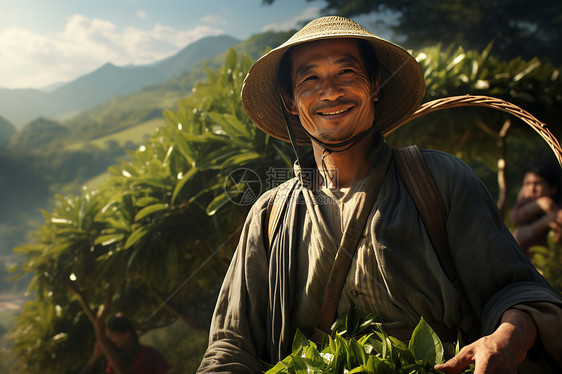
[511,159,562,257]
[81,313,171,374]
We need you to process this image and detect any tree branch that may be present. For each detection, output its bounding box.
[150,290,210,331]
[475,118,500,139]
[497,119,512,218]
[70,285,130,374]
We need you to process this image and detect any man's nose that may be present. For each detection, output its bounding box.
[318,78,344,101]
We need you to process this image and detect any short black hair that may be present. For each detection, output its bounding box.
[524,159,561,188]
[107,313,139,343]
[278,38,381,100]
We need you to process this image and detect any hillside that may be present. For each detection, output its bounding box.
[63,30,295,142]
[0,116,15,145]
[0,35,240,127]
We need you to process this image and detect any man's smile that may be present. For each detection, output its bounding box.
[318,106,353,116]
[315,100,357,117]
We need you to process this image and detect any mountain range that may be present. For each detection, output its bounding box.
[0,35,241,128]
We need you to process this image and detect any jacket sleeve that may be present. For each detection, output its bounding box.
[196,191,273,374]
[423,150,562,364]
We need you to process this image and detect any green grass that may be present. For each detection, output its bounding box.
[66,118,165,151]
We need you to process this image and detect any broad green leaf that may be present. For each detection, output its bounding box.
[131,177,171,190]
[103,218,130,232]
[265,359,291,374]
[171,167,198,204]
[94,234,124,246]
[408,317,444,364]
[221,151,262,168]
[174,130,196,165]
[291,355,308,372]
[347,366,365,374]
[178,131,225,143]
[206,193,231,216]
[349,338,366,366]
[218,113,253,141]
[134,203,169,221]
[292,329,309,353]
[124,226,149,249]
[197,148,240,169]
[135,196,160,207]
[332,334,346,373]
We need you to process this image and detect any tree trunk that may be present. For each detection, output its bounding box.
[497,119,511,219]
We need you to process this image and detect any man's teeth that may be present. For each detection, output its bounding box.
[322,108,348,115]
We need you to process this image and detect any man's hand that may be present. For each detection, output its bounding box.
[434,309,537,373]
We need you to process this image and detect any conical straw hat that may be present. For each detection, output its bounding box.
[241,16,425,145]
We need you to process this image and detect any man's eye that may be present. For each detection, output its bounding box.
[339,69,354,75]
[303,75,318,82]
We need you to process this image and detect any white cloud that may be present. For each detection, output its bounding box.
[200,14,227,26]
[136,9,147,19]
[0,14,224,89]
[262,7,320,32]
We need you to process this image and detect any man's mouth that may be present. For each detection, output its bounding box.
[317,106,353,116]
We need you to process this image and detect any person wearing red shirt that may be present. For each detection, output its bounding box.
[81,313,171,374]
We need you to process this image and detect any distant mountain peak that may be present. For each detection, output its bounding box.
[0,32,291,128]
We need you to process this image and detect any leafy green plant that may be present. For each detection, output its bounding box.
[531,233,562,295]
[266,308,474,374]
[8,48,293,373]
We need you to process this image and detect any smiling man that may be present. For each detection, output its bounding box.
[197,16,562,373]
[286,39,377,142]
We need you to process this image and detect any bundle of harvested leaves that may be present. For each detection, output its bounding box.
[265,306,474,374]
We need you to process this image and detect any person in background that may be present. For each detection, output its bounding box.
[510,159,562,257]
[81,313,171,374]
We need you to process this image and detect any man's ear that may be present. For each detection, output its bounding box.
[280,92,298,116]
[371,73,381,102]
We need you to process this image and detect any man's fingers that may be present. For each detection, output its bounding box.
[434,349,474,374]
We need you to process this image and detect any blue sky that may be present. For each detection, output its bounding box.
[0,0,331,89]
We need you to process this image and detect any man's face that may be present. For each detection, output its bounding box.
[521,171,557,200]
[284,38,379,143]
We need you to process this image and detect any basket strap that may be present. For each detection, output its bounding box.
[264,179,299,255]
[265,189,282,252]
[393,146,456,283]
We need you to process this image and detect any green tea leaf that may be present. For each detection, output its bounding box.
[292,329,309,353]
[408,317,444,364]
[124,226,148,249]
[134,203,168,221]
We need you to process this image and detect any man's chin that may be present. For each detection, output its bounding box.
[316,132,354,144]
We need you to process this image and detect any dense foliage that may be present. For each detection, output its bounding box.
[7,48,292,373]
[263,0,562,64]
[532,234,562,295]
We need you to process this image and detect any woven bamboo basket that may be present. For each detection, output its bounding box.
[392,94,562,167]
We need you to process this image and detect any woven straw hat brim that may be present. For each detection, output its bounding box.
[241,16,425,145]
